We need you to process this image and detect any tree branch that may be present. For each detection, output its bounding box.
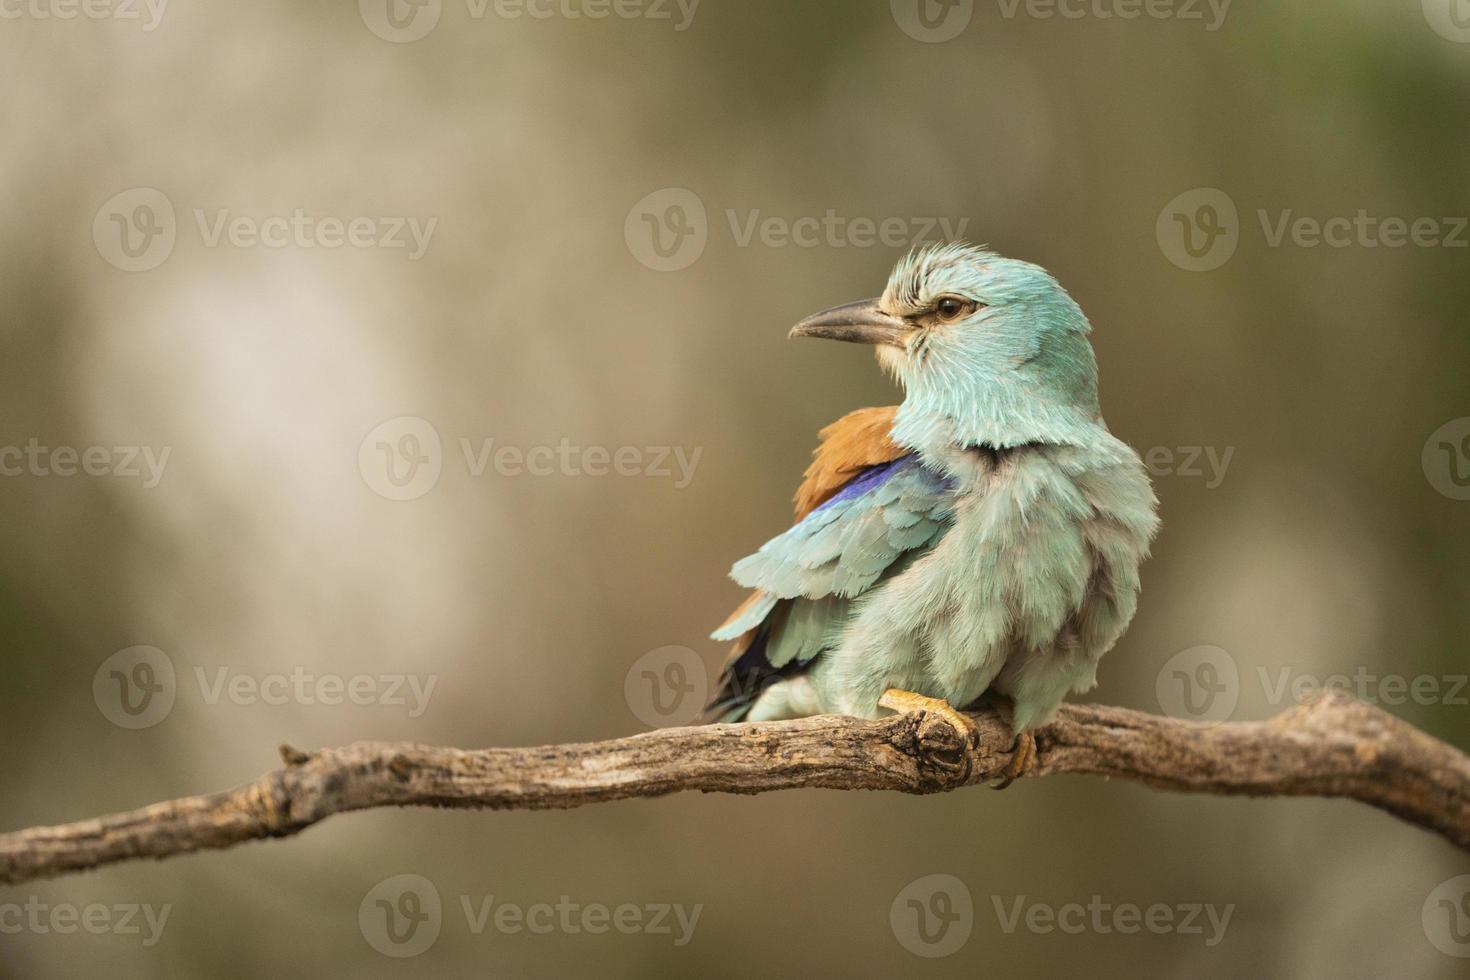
[2,690,1467,885]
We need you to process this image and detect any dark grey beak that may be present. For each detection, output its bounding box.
[789,298,911,348]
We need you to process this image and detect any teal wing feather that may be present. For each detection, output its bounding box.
[711,591,779,641]
[726,455,955,603]
[704,456,956,721]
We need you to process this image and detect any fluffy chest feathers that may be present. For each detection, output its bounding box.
[797,438,1155,728]
[709,412,1157,729]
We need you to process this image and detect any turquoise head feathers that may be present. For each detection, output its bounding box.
[791,243,1105,456]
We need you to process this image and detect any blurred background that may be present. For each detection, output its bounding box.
[2,0,1469,975]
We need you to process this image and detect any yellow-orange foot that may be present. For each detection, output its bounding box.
[989,730,1037,791]
[878,689,979,748]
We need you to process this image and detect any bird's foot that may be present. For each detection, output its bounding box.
[878,689,978,748]
[989,729,1037,791]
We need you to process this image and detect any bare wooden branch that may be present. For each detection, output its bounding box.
[2,690,1467,885]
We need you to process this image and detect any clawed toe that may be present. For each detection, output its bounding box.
[989,729,1037,790]
[878,689,979,747]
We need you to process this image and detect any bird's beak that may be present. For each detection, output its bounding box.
[788,299,912,348]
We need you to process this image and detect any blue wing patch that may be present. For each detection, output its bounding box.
[704,454,955,721]
[724,454,955,605]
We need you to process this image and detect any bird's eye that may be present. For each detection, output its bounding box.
[934,296,970,322]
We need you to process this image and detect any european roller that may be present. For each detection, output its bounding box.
[707,244,1159,778]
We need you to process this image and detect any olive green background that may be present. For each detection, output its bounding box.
[1,0,1468,976]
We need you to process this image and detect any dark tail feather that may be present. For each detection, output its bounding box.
[701,625,788,723]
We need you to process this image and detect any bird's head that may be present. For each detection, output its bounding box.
[790,243,1104,452]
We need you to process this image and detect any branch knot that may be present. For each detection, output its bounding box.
[895,711,976,790]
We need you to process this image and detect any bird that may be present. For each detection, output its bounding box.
[705,243,1159,781]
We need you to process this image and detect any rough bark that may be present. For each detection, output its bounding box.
[2,690,1466,885]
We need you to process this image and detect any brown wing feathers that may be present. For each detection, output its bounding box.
[792,406,905,520]
[714,405,903,660]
